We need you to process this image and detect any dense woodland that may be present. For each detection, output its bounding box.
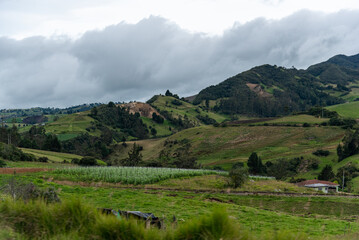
[193,54,359,117]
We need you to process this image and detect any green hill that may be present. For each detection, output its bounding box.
[192,53,359,117]
[45,112,99,141]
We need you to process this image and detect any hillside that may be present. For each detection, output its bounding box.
[326,101,359,119]
[148,95,228,126]
[110,122,345,171]
[193,53,359,117]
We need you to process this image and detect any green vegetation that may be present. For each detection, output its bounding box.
[20,148,82,163]
[327,101,359,119]
[150,95,227,125]
[53,166,227,184]
[264,114,329,124]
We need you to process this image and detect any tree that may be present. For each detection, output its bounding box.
[247,152,265,175]
[121,143,143,166]
[151,127,157,136]
[318,165,335,181]
[229,168,249,188]
[0,159,6,168]
[165,90,173,97]
[78,156,98,166]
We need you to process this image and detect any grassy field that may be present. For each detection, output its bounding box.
[140,117,173,137]
[109,125,345,172]
[1,172,359,239]
[45,111,100,140]
[326,101,359,119]
[262,114,329,124]
[20,148,82,163]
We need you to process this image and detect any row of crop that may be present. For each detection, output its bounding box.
[54,166,227,184]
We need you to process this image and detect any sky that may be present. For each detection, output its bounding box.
[1,0,359,108]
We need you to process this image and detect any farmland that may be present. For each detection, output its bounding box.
[53,166,227,184]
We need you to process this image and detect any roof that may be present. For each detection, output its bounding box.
[296,180,339,187]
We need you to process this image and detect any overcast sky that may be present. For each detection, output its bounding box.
[1,0,359,108]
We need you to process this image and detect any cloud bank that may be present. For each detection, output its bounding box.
[1,10,359,108]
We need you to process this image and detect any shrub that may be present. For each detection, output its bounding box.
[0,159,6,168]
[312,149,330,157]
[79,157,98,166]
[229,168,249,188]
[38,157,49,162]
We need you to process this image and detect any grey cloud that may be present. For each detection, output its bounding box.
[1,10,359,108]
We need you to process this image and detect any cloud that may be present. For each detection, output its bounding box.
[0,10,359,108]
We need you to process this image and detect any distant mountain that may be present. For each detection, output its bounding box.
[193,53,359,117]
[307,53,359,85]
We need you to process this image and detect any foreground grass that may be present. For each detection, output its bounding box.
[0,198,305,240]
[1,174,359,238]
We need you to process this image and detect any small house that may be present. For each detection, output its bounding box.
[296,180,339,193]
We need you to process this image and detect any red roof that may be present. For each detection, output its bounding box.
[296,180,339,187]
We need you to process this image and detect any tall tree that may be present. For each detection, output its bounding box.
[318,165,335,181]
[247,152,265,175]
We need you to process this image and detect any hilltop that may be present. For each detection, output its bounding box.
[192,53,359,117]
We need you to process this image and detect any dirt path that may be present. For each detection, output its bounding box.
[0,168,52,174]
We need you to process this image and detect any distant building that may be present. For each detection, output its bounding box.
[296,180,339,193]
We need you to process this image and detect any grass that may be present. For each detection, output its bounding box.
[110,125,345,171]
[45,111,101,140]
[1,173,359,239]
[262,114,329,124]
[326,101,359,119]
[167,125,345,169]
[140,117,173,137]
[3,160,69,168]
[151,95,228,124]
[20,148,82,163]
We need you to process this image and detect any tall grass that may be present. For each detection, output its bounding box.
[0,198,312,240]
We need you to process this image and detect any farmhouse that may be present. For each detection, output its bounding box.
[296,180,339,193]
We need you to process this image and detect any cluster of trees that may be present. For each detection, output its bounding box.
[0,142,36,162]
[158,110,195,130]
[89,102,149,139]
[193,65,343,117]
[152,113,164,124]
[145,139,198,169]
[337,129,359,161]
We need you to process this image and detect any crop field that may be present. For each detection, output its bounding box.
[53,166,227,184]
[326,101,359,119]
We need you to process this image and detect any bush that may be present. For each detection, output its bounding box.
[0,159,6,168]
[312,149,330,157]
[79,157,98,166]
[38,157,49,162]
[303,122,311,127]
[229,168,249,188]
